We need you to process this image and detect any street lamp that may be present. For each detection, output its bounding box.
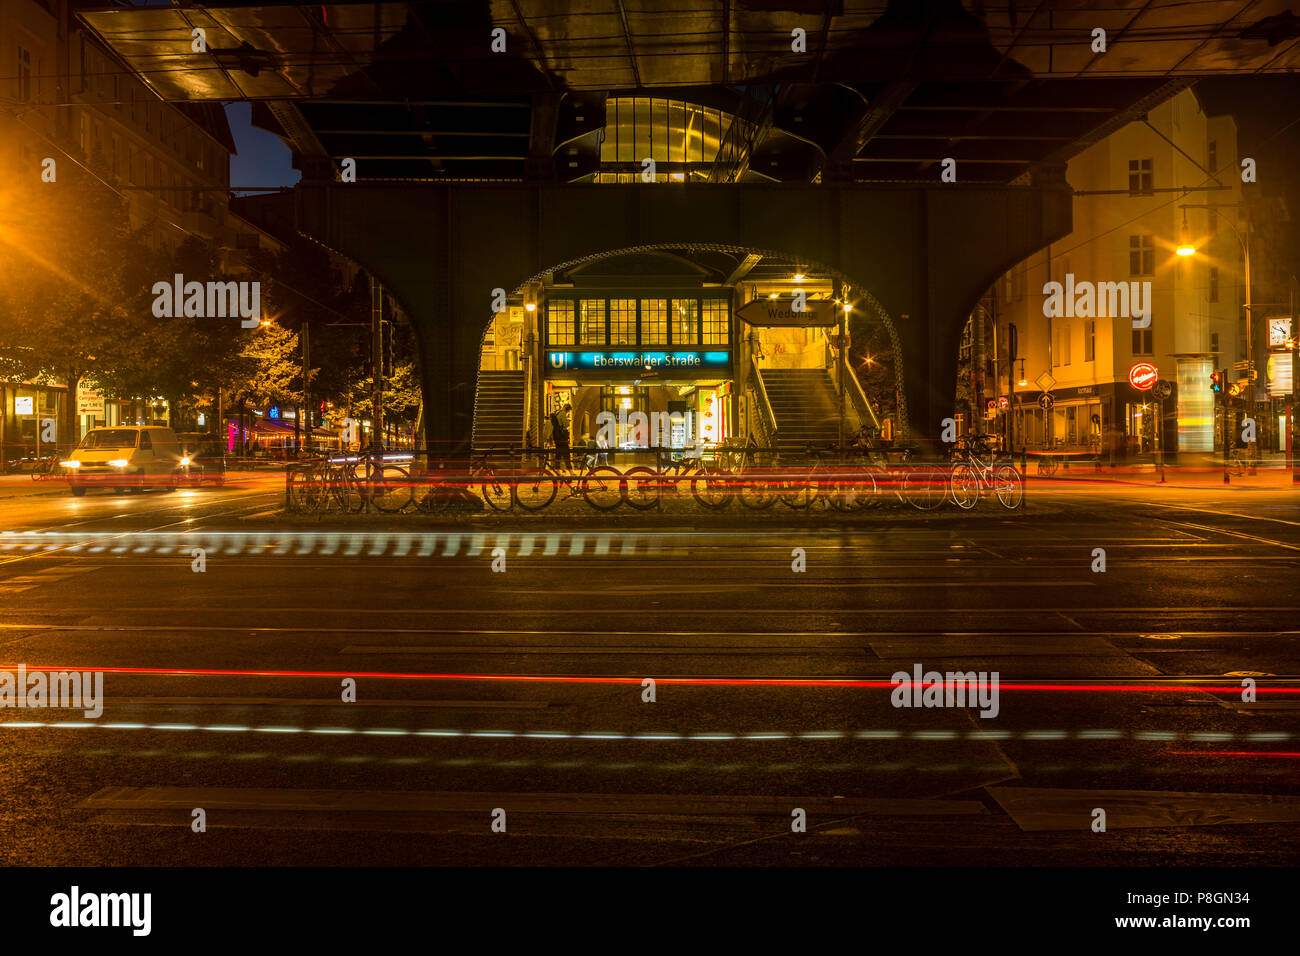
[1176,212,1195,256]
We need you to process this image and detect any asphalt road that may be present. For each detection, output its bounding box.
[1,474,1298,866]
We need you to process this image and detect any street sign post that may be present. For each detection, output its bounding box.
[1038,392,1054,411]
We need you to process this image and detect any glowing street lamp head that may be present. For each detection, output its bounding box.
[1176,217,1195,256]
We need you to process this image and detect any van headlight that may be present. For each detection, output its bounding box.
[60,460,80,469]
[108,458,129,468]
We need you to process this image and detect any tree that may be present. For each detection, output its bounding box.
[848,311,900,430]
[0,166,147,447]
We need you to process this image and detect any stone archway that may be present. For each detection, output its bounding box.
[497,241,910,435]
[296,179,1070,457]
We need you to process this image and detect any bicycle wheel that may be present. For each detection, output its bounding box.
[992,463,1023,510]
[514,471,559,511]
[291,467,326,514]
[903,466,948,511]
[690,471,733,510]
[416,476,449,513]
[476,469,514,512]
[334,465,365,513]
[738,471,778,510]
[832,468,877,511]
[622,466,663,510]
[580,466,625,511]
[779,469,818,509]
[949,464,980,510]
[371,464,414,513]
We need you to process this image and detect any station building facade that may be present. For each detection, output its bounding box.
[475,249,881,460]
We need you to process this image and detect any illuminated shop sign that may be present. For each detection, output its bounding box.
[548,351,730,372]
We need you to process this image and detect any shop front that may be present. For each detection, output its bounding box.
[1012,384,1112,454]
[541,292,734,464]
[2,383,67,461]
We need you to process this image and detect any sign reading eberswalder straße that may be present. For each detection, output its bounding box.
[1128,362,1159,391]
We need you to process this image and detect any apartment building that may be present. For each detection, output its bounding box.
[990,87,1246,458]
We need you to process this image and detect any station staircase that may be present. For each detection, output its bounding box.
[471,370,526,452]
[757,368,843,455]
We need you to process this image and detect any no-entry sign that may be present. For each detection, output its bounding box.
[1128,362,1159,391]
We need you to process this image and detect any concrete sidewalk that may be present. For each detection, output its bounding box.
[1033,460,1300,489]
[0,469,283,500]
[0,473,66,500]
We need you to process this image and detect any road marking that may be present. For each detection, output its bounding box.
[74,785,988,817]
[988,785,1300,831]
[868,635,1127,658]
[1156,517,1300,553]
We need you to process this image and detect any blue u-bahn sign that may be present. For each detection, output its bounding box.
[547,351,730,373]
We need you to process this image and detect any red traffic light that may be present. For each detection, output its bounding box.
[1210,370,1224,393]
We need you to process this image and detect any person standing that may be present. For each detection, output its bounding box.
[549,402,572,469]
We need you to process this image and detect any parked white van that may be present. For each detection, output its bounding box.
[62,426,185,496]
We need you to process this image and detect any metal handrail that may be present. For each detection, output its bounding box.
[842,361,881,432]
[748,355,779,446]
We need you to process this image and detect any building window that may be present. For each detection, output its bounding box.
[1128,158,1153,195]
[640,299,668,345]
[702,299,729,345]
[546,300,575,346]
[579,299,606,345]
[596,96,739,183]
[1129,235,1154,276]
[1132,327,1153,355]
[1084,319,1095,362]
[1211,331,1220,355]
[609,298,636,345]
[17,45,32,102]
[1208,266,1219,303]
[672,300,699,345]
[1061,324,1071,365]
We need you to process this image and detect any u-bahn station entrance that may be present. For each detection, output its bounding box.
[476,249,881,462]
[77,0,1300,464]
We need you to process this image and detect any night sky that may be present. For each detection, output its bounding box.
[225,102,299,194]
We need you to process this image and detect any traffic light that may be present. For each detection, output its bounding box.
[1210,370,1224,393]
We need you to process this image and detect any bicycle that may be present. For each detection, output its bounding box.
[512,449,625,511]
[1227,447,1258,478]
[949,436,1023,510]
[357,445,415,513]
[31,454,60,481]
[848,437,946,511]
[730,436,780,510]
[465,449,514,512]
[622,448,731,510]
